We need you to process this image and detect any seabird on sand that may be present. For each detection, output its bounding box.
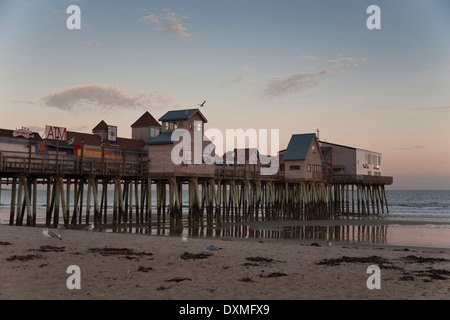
[42,228,63,241]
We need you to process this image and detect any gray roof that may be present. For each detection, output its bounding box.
[146,130,190,145]
[159,109,205,122]
[282,133,316,161]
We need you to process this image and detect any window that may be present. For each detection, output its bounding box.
[378,156,381,166]
[150,128,155,137]
[195,121,202,132]
[155,128,159,136]
[164,122,169,131]
[290,165,300,170]
[307,164,311,172]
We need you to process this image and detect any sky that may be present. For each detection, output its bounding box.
[0,0,449,190]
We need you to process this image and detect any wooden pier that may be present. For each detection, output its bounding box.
[0,152,393,233]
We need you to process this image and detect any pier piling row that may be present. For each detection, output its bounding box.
[1,172,390,230]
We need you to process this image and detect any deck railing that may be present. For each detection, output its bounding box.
[0,151,392,184]
[0,153,144,177]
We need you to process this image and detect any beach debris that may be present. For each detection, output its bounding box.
[399,274,415,281]
[316,255,391,266]
[310,242,321,247]
[165,277,192,283]
[0,241,12,245]
[259,272,288,278]
[88,247,153,258]
[156,285,170,291]
[400,255,449,264]
[245,256,286,264]
[31,245,65,253]
[239,277,259,283]
[203,244,222,252]
[6,254,42,262]
[137,266,153,272]
[178,251,210,260]
[42,228,63,241]
[400,269,450,282]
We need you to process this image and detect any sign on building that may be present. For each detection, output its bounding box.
[108,125,117,142]
[44,125,67,140]
[12,127,34,139]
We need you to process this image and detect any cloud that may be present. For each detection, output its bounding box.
[262,70,330,98]
[85,40,101,48]
[12,99,36,105]
[300,54,322,61]
[140,10,190,41]
[390,145,428,151]
[418,106,450,113]
[326,56,367,73]
[40,84,175,112]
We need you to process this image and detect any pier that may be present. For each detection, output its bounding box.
[0,151,393,231]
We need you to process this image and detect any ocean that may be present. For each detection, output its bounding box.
[1,189,449,248]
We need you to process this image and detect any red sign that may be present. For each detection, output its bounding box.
[44,125,67,140]
[363,164,369,169]
[12,127,34,139]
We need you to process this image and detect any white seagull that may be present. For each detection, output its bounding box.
[42,228,63,241]
[84,223,95,231]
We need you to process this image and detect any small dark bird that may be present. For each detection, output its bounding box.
[198,100,206,107]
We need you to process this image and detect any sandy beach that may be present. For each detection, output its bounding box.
[0,224,448,300]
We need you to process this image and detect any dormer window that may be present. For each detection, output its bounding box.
[164,121,178,132]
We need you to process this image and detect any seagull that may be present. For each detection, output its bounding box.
[197,100,206,107]
[203,244,221,252]
[42,228,63,241]
[84,223,95,231]
[181,234,188,243]
[327,240,332,247]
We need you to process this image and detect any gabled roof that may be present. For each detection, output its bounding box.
[66,131,145,151]
[158,108,207,123]
[283,133,316,161]
[131,111,161,128]
[92,120,108,132]
[146,132,174,145]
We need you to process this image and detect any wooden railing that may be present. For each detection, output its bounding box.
[0,153,145,177]
[0,151,392,184]
[331,174,393,185]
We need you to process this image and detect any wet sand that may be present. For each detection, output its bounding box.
[0,224,449,300]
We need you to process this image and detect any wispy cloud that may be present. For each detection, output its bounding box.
[418,105,450,113]
[390,145,428,151]
[262,70,330,98]
[140,10,190,42]
[38,84,175,112]
[300,54,322,61]
[326,56,367,73]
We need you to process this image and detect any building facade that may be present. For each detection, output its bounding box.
[319,141,382,176]
[280,133,324,181]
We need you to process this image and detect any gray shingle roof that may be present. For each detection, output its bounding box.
[282,133,316,161]
[158,109,207,122]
